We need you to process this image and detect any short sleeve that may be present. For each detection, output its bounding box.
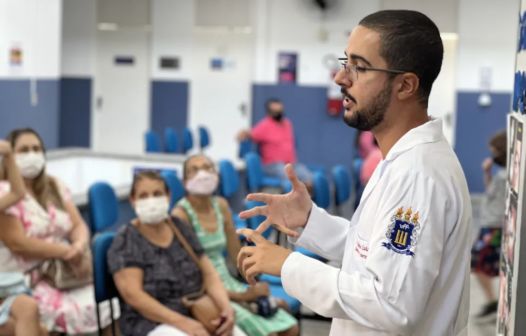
[51,177,72,201]
[250,121,266,143]
[172,217,205,258]
[0,181,23,219]
[107,225,145,274]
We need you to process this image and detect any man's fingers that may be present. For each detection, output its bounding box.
[285,164,304,191]
[272,224,299,238]
[245,265,259,286]
[254,219,272,234]
[246,192,274,204]
[238,205,267,220]
[241,256,256,278]
[236,229,266,245]
[237,246,256,270]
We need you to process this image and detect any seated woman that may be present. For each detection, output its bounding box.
[0,139,47,336]
[0,128,118,335]
[171,154,299,336]
[108,170,246,336]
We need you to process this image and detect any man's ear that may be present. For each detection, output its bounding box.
[396,73,420,101]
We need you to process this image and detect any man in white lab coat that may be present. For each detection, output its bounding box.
[236,9,472,336]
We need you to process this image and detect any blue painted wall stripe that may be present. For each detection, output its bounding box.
[150,81,189,146]
[59,77,91,147]
[454,91,511,193]
[0,79,60,149]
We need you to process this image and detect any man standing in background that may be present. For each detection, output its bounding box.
[236,99,313,191]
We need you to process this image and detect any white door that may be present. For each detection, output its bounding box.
[428,35,458,146]
[93,25,150,154]
[190,29,253,163]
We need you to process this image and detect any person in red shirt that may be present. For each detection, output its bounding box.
[237,99,313,191]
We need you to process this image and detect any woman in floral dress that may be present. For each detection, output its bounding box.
[0,128,118,335]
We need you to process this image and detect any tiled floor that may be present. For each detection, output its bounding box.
[300,274,499,336]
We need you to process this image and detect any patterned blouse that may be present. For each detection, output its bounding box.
[107,217,205,336]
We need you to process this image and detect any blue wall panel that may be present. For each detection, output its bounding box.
[455,91,511,193]
[0,79,60,149]
[252,84,356,170]
[150,81,189,144]
[59,77,91,147]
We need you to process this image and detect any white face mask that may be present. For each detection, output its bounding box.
[134,196,169,225]
[15,152,46,179]
[185,170,219,196]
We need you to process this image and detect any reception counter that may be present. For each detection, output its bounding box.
[46,148,245,207]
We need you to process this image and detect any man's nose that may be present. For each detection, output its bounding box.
[334,68,352,88]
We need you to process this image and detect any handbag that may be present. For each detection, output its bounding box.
[30,248,93,290]
[168,219,222,334]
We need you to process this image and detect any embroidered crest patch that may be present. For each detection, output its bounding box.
[381,207,421,257]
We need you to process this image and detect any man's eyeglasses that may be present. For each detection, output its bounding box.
[339,58,406,81]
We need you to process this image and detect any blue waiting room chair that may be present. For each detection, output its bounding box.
[161,171,185,209]
[92,232,120,336]
[164,127,180,153]
[332,165,351,216]
[182,127,193,154]
[218,160,248,235]
[88,182,120,235]
[198,126,210,151]
[244,152,284,192]
[145,130,162,153]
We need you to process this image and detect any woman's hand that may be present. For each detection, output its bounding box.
[174,317,210,336]
[244,282,270,301]
[213,309,235,336]
[63,241,85,265]
[0,140,13,156]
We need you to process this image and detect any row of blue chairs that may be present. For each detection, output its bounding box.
[145,126,210,154]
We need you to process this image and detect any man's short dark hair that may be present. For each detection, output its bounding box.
[359,10,443,107]
[266,98,282,112]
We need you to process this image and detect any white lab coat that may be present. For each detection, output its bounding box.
[281,119,472,336]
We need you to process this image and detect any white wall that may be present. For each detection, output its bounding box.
[456,0,520,92]
[150,0,194,81]
[61,0,97,77]
[253,0,382,85]
[0,0,62,78]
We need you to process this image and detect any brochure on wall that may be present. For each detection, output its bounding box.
[496,1,526,334]
[498,113,526,336]
[277,52,298,83]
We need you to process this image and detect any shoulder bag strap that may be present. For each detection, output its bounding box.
[167,218,206,297]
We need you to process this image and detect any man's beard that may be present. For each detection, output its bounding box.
[342,79,393,131]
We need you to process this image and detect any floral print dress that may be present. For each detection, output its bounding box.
[0,179,119,334]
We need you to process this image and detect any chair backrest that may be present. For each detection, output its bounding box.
[164,127,180,153]
[244,152,264,192]
[245,200,273,239]
[353,157,364,189]
[332,165,351,206]
[182,127,193,154]
[198,126,210,150]
[145,130,162,153]
[312,171,330,210]
[239,139,253,159]
[93,232,120,304]
[88,182,119,234]
[219,159,239,198]
[161,171,185,209]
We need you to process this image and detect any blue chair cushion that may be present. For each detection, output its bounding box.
[145,131,162,153]
[312,172,330,209]
[199,126,210,149]
[164,128,179,153]
[294,247,324,261]
[261,176,282,188]
[89,182,119,235]
[182,127,193,153]
[269,285,300,314]
[233,213,247,242]
[333,165,351,206]
[93,232,119,303]
[259,274,282,286]
[306,164,327,177]
[219,160,239,198]
[161,171,185,209]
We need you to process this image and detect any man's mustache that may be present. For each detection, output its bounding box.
[340,87,356,103]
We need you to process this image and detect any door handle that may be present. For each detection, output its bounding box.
[239,103,246,116]
[97,96,103,110]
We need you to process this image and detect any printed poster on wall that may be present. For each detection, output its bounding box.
[278,52,298,83]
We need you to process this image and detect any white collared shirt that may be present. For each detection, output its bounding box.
[281,119,472,336]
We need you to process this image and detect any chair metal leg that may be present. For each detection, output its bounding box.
[96,302,103,336]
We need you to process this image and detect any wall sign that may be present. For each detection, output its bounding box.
[278,52,298,84]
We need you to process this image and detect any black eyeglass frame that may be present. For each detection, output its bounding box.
[338,58,406,79]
